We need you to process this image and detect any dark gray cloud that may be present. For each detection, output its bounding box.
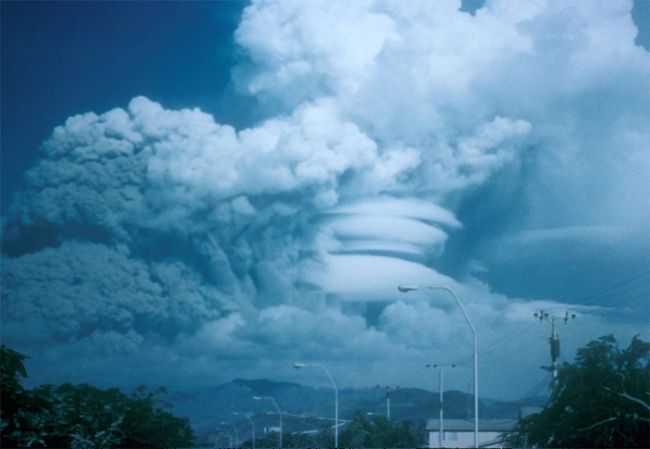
[2,0,648,399]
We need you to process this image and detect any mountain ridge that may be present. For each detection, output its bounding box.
[167,378,548,444]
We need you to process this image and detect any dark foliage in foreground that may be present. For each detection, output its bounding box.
[0,345,193,448]
[507,335,650,448]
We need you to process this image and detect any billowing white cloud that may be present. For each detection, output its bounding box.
[235,0,647,229]
[2,0,648,399]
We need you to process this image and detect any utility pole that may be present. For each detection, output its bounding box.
[398,285,479,448]
[221,421,239,447]
[426,364,456,448]
[534,310,576,384]
[376,385,398,420]
[294,363,338,447]
[218,432,233,448]
[252,396,282,448]
[233,412,255,449]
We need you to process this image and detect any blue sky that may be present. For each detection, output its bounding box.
[1,1,249,212]
[1,0,649,400]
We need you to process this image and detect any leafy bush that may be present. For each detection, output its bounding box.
[508,335,649,448]
[1,345,193,448]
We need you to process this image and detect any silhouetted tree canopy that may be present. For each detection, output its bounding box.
[508,335,649,448]
[0,345,193,448]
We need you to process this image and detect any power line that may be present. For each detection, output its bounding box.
[479,321,538,359]
[521,372,551,399]
[534,310,577,384]
[569,271,649,306]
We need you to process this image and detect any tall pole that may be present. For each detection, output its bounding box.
[377,385,397,420]
[268,397,282,449]
[426,364,455,448]
[473,326,478,449]
[551,317,558,381]
[232,424,240,447]
[534,310,576,386]
[386,394,390,420]
[324,365,339,448]
[399,285,479,448]
[219,432,233,448]
[247,415,256,449]
[234,413,256,449]
[222,421,239,447]
[294,363,339,447]
[252,396,282,448]
[439,368,444,447]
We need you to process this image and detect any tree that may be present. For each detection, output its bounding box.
[1,345,31,447]
[0,346,194,448]
[509,335,649,448]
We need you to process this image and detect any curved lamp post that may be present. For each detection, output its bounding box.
[294,363,339,447]
[218,431,233,448]
[221,421,239,447]
[398,285,479,448]
[253,396,282,448]
[233,412,255,449]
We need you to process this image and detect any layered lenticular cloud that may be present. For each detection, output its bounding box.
[1,0,648,398]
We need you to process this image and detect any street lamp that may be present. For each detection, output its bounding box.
[398,285,479,448]
[233,412,255,449]
[294,363,339,447]
[221,421,239,447]
[252,396,282,448]
[218,431,233,448]
[426,363,456,448]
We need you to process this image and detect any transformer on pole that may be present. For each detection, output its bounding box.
[534,310,576,383]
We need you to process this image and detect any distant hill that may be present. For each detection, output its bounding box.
[231,378,302,396]
[167,379,548,445]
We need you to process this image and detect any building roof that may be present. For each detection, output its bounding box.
[426,419,516,432]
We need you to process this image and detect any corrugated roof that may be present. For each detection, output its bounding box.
[426,419,516,431]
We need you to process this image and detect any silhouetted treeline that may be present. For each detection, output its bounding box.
[0,345,193,448]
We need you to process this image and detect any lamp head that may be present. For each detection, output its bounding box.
[398,285,419,293]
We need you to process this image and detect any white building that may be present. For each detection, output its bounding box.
[426,419,516,448]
